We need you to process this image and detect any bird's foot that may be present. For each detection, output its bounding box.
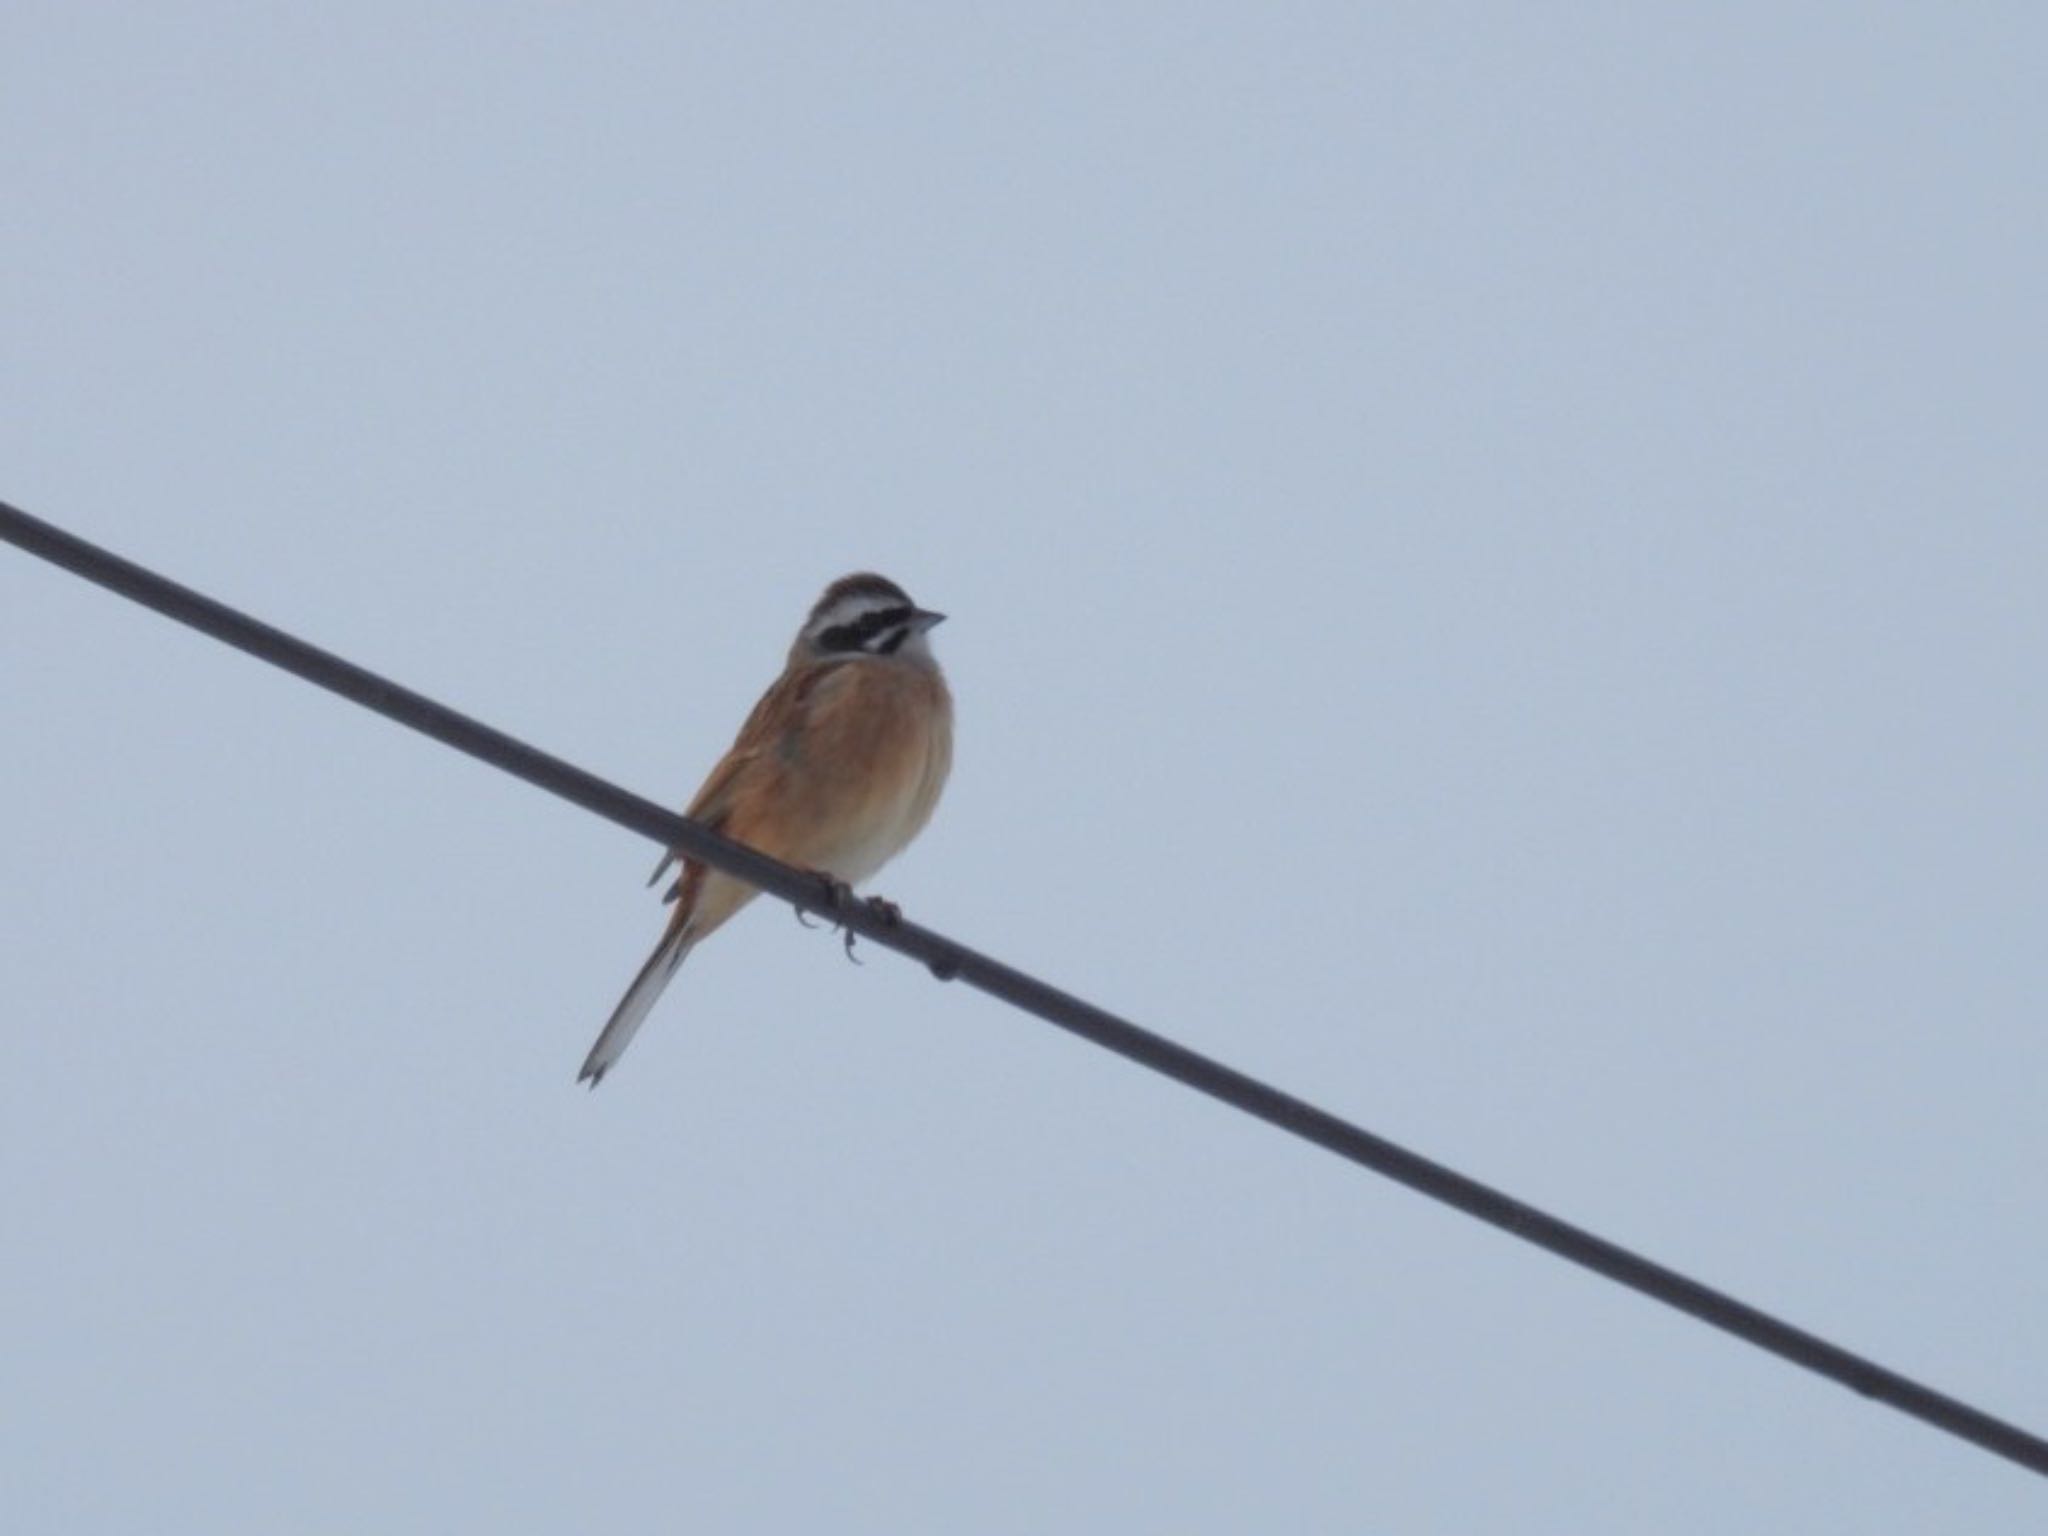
[833,894,903,961]
[795,870,865,960]
[794,870,854,924]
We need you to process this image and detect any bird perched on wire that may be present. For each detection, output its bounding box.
[578,573,954,1085]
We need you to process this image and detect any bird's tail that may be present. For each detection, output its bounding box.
[578,922,697,1087]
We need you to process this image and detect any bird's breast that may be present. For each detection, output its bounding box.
[792,661,952,885]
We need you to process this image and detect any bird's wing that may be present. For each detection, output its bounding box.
[646,661,850,889]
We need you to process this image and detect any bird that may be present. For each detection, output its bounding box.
[577,573,953,1085]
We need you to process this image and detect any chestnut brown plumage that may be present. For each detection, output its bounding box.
[578,575,952,1084]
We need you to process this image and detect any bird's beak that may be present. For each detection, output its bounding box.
[911,609,947,631]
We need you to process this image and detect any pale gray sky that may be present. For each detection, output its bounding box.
[5,5,2045,1531]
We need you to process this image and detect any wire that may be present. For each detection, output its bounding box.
[5,495,2044,1480]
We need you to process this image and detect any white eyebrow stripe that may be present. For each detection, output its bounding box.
[810,595,911,637]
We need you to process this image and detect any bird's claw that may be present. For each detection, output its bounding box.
[794,871,865,960]
[790,876,905,962]
[835,894,904,962]
[793,871,852,923]
[792,873,902,961]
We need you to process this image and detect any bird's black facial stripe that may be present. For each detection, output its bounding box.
[817,604,914,653]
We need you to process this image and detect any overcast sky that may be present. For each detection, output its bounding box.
[5,6,2045,1531]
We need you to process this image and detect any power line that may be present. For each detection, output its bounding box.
[5,495,2044,1481]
